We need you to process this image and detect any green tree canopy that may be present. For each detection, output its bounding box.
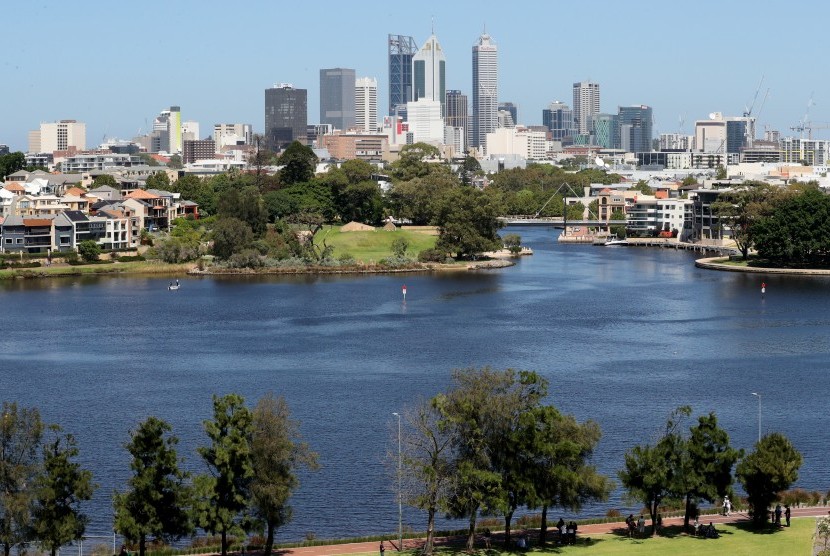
[0,403,44,556]
[712,181,782,260]
[32,427,96,556]
[194,394,254,556]
[218,186,268,237]
[630,180,654,195]
[113,417,192,556]
[77,240,101,262]
[211,217,254,259]
[278,142,317,185]
[389,143,442,181]
[434,187,503,259]
[92,174,119,188]
[751,187,830,266]
[145,172,171,190]
[250,394,319,556]
[0,152,26,180]
[737,432,803,526]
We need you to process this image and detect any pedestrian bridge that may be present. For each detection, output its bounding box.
[499,216,626,227]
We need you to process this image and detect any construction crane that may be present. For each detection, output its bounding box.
[791,93,816,139]
[743,75,765,118]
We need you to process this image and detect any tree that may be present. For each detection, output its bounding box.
[716,166,728,179]
[737,433,803,527]
[335,181,383,224]
[92,174,118,188]
[77,240,101,262]
[712,182,780,260]
[503,234,522,255]
[113,417,192,556]
[218,187,268,237]
[389,143,441,181]
[386,174,457,225]
[167,154,183,170]
[391,237,409,258]
[398,400,455,555]
[250,394,319,556]
[0,403,44,556]
[211,218,254,260]
[145,172,171,190]
[459,155,482,186]
[263,190,300,222]
[434,187,503,259]
[630,180,654,195]
[0,152,26,180]
[194,394,254,556]
[752,187,830,266]
[675,413,742,531]
[31,427,95,556]
[278,142,317,185]
[619,406,689,537]
[529,408,611,545]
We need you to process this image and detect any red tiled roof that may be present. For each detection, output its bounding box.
[126,189,160,200]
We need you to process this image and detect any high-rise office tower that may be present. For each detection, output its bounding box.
[591,113,620,149]
[573,81,600,136]
[472,32,498,150]
[355,77,378,132]
[320,68,356,131]
[28,120,87,153]
[445,90,470,151]
[388,34,418,117]
[412,33,446,114]
[618,105,653,152]
[542,102,575,142]
[498,102,517,126]
[264,84,308,150]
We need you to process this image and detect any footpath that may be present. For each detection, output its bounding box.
[273,507,830,556]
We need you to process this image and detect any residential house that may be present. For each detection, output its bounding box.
[0,216,54,253]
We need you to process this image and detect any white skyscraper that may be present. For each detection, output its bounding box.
[472,32,498,151]
[355,77,378,132]
[412,34,446,113]
[572,81,600,136]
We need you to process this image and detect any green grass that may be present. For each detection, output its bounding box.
[401,520,816,556]
[315,225,437,262]
[0,260,194,280]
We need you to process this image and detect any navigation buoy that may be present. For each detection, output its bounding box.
[402,284,407,301]
[761,282,766,294]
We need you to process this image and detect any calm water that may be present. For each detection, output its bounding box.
[2,226,829,542]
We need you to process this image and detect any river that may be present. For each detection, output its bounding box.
[2,226,829,543]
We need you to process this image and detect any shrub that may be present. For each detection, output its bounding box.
[227,249,263,269]
[338,253,356,265]
[78,240,101,262]
[417,248,446,263]
[391,237,409,258]
[116,255,146,262]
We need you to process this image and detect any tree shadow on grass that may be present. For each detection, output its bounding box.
[731,521,787,535]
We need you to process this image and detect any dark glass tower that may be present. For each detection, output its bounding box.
[264,84,308,151]
[388,34,417,118]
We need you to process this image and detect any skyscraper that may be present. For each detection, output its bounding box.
[472,32,498,151]
[320,68,356,131]
[573,81,600,136]
[498,102,517,127]
[355,77,378,132]
[264,84,308,150]
[445,90,470,151]
[591,113,620,149]
[412,34,446,114]
[388,34,418,117]
[618,105,653,152]
[542,102,575,142]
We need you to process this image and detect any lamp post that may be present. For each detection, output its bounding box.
[392,412,402,551]
[751,392,761,443]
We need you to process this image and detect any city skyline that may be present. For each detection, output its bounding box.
[3,0,830,151]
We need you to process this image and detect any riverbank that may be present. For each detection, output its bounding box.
[0,260,196,280]
[696,257,830,275]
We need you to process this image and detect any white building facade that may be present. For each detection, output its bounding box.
[355,77,378,132]
[472,32,498,151]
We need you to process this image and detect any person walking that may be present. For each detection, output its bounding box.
[785,504,791,527]
[637,515,646,537]
[775,503,782,526]
[483,528,491,549]
[380,540,385,556]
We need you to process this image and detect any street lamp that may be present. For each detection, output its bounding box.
[751,392,761,443]
[392,412,402,552]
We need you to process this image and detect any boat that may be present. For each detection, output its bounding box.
[603,236,629,246]
[168,280,180,291]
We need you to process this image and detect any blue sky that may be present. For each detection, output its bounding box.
[3,0,829,151]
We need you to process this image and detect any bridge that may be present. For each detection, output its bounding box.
[499,216,626,227]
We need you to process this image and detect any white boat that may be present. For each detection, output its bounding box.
[168,280,181,291]
[604,238,629,246]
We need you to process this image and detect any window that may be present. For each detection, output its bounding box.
[4,238,11,244]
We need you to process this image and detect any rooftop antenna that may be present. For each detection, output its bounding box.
[431,16,434,34]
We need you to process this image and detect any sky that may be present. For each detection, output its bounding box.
[3,0,830,152]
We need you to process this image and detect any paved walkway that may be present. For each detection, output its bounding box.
[270,507,830,556]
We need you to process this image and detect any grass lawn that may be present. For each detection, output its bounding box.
[342,520,815,556]
[0,260,194,280]
[315,225,437,263]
